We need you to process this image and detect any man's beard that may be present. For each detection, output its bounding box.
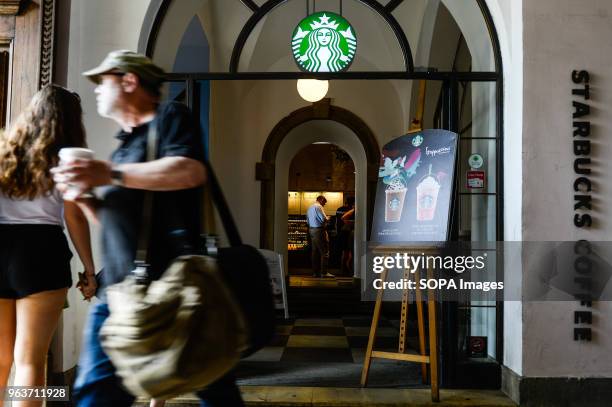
[97,100,117,119]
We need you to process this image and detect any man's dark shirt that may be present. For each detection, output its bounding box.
[98,102,205,288]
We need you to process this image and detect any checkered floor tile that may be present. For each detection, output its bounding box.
[237,315,425,388]
[243,316,409,364]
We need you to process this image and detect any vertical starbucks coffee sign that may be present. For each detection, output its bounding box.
[292,11,357,72]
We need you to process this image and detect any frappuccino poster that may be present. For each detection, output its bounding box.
[371,130,458,242]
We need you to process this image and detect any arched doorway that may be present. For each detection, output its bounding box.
[286,143,356,277]
[257,100,379,284]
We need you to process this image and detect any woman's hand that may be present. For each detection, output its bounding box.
[77,271,98,301]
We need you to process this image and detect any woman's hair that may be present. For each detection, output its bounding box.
[0,84,86,199]
[305,28,344,72]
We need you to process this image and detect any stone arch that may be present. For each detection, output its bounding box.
[257,99,380,256]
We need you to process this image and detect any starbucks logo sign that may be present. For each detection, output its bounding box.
[292,12,357,73]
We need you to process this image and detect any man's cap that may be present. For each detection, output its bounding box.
[82,50,165,85]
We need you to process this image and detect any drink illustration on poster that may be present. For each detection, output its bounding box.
[379,148,422,222]
[416,165,441,222]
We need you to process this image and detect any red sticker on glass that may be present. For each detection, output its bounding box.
[467,170,485,189]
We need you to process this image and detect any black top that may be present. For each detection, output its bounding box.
[98,102,205,288]
[336,205,350,234]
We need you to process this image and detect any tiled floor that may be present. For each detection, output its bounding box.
[242,316,402,364]
[236,316,424,389]
[238,275,427,389]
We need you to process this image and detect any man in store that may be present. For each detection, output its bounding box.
[306,195,334,278]
[52,50,244,406]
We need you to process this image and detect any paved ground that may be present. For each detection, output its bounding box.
[137,386,516,406]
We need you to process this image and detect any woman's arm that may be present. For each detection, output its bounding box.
[54,182,101,223]
[64,200,97,300]
[342,208,355,223]
[74,197,100,224]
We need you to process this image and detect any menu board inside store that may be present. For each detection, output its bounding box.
[371,130,458,243]
[288,191,344,215]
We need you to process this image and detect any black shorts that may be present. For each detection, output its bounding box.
[338,229,354,251]
[0,224,73,299]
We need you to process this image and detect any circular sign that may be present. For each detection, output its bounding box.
[468,154,484,169]
[292,11,357,73]
[470,337,485,353]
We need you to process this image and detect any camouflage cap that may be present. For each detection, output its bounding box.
[82,50,165,86]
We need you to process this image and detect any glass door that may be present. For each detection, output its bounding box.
[437,78,502,388]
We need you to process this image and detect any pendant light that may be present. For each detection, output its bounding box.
[297,79,329,102]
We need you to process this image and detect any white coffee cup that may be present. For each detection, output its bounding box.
[58,148,94,200]
[59,147,94,164]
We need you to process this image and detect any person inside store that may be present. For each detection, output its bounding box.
[51,50,244,407]
[0,85,97,407]
[335,196,354,275]
[340,200,355,276]
[306,195,334,278]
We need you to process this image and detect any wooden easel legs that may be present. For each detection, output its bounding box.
[415,269,429,383]
[361,267,440,402]
[428,286,440,401]
[360,270,387,387]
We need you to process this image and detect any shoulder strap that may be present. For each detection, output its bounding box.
[202,161,242,247]
[134,120,158,268]
[134,112,243,268]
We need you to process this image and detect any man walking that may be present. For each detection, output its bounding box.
[53,50,244,406]
[306,195,334,278]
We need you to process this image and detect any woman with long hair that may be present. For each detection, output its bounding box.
[0,85,96,407]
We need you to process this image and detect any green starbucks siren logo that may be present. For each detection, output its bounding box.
[292,11,357,73]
